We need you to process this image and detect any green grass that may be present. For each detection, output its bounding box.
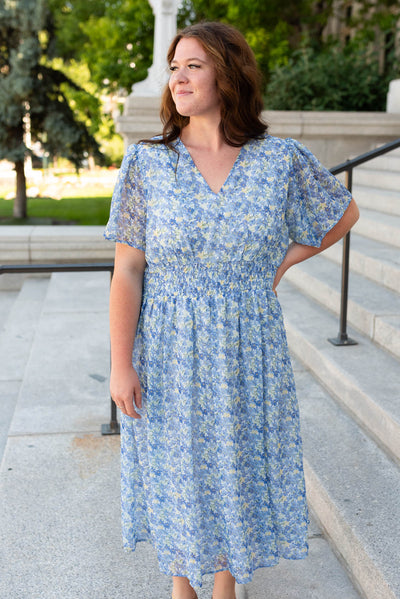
[0,195,112,226]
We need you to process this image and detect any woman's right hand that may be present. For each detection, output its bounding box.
[110,365,143,419]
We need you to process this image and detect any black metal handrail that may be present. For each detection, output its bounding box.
[328,137,400,346]
[0,263,114,275]
[0,261,119,435]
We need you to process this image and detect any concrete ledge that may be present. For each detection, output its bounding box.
[262,111,400,166]
[117,105,400,166]
[264,110,400,138]
[0,226,115,265]
[0,226,34,263]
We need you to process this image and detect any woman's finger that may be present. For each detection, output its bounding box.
[134,383,142,409]
[122,398,141,419]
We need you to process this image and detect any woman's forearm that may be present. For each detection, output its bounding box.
[109,244,146,372]
[110,270,143,370]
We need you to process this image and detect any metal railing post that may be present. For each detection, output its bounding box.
[101,268,120,435]
[328,168,357,346]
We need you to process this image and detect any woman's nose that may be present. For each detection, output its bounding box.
[174,67,188,83]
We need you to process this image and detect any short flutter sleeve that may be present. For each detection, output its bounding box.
[104,145,146,251]
[285,138,352,247]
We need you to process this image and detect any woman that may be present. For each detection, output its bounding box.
[105,21,359,599]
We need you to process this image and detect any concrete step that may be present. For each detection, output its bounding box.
[323,233,400,294]
[352,185,400,216]
[0,272,26,292]
[279,281,400,465]
[0,287,21,463]
[243,525,362,599]
[353,166,400,192]
[353,208,400,248]
[284,253,400,359]
[0,435,361,599]
[0,276,50,463]
[293,357,400,599]
[8,271,111,437]
[0,289,19,331]
[355,150,400,172]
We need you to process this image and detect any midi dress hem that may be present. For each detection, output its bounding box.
[122,537,308,589]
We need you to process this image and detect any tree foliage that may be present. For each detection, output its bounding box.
[265,40,395,111]
[0,0,101,218]
[49,0,154,94]
[264,0,400,111]
[178,0,335,86]
[46,0,400,106]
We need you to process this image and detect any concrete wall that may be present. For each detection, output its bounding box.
[117,99,400,168]
[0,226,114,265]
[264,110,400,167]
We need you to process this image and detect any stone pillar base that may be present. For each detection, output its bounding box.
[116,95,162,148]
[387,79,400,113]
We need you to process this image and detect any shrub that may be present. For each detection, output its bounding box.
[264,41,396,111]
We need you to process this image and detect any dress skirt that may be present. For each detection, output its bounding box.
[120,263,309,588]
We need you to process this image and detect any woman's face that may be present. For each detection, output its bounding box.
[168,37,220,119]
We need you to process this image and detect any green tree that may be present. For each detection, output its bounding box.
[264,0,400,111]
[0,0,101,218]
[178,0,336,85]
[265,40,394,111]
[49,0,154,95]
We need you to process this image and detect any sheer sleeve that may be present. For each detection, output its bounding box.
[285,138,352,247]
[104,144,146,251]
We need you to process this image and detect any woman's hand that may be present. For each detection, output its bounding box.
[110,365,143,419]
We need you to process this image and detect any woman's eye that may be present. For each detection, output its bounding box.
[169,64,200,73]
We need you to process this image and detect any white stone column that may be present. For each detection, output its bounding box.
[116,0,179,147]
[131,0,178,97]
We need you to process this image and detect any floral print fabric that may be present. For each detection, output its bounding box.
[104,135,352,588]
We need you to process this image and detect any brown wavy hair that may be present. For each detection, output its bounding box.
[143,21,267,148]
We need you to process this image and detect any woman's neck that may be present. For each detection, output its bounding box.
[180,115,224,151]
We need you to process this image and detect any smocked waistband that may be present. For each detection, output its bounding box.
[143,262,275,296]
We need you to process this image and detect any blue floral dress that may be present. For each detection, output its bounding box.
[104,135,352,589]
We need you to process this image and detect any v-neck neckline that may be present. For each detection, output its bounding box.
[176,137,247,196]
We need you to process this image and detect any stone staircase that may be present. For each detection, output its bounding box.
[0,150,399,598]
[278,147,400,599]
